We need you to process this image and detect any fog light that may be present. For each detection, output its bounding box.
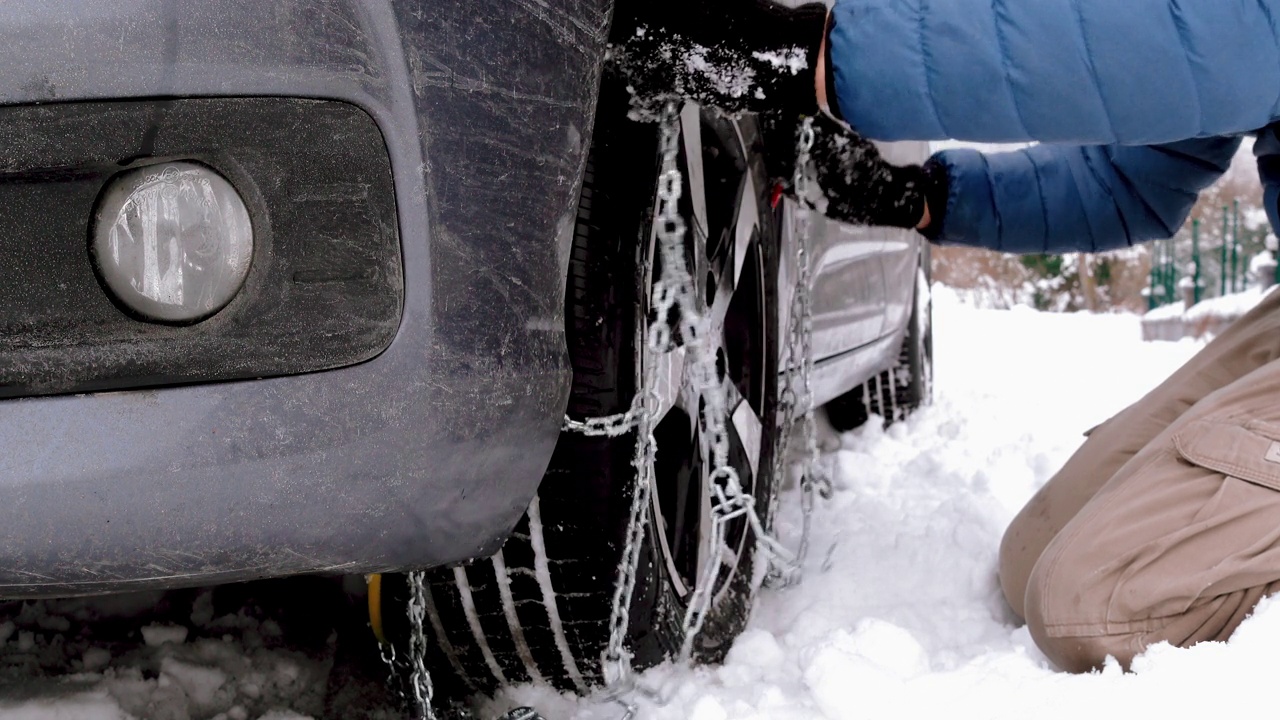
[92,162,253,323]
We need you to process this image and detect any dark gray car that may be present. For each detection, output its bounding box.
[0,0,931,707]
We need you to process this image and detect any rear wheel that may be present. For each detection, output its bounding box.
[827,265,933,431]
[375,84,781,706]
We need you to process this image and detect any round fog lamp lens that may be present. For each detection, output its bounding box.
[92,162,253,323]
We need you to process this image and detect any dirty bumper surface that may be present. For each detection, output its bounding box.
[0,0,612,595]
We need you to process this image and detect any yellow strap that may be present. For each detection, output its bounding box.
[367,573,388,644]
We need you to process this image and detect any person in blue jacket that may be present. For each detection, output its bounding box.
[612,0,1280,672]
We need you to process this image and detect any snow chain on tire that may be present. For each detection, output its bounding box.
[558,106,827,709]
[767,114,831,584]
[380,106,827,720]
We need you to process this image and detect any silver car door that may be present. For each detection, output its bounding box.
[778,199,886,366]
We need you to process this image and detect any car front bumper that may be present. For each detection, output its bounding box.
[0,0,610,597]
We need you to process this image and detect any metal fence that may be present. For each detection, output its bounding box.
[1146,200,1278,311]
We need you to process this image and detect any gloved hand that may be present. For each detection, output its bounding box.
[608,0,949,232]
[607,0,830,117]
[762,112,948,230]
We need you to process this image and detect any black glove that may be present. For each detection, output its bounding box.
[608,0,830,117]
[762,112,949,231]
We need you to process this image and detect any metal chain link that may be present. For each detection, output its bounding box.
[762,116,830,588]
[373,571,437,720]
[376,627,401,694]
[596,102,684,691]
[625,101,777,670]
[562,395,643,437]
[377,109,828,720]
[564,106,824,691]
[405,571,437,719]
[783,117,832,581]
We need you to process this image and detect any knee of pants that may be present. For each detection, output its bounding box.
[1022,554,1142,673]
[996,521,1033,621]
[1023,610,1139,673]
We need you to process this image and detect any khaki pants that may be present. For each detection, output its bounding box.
[999,287,1280,672]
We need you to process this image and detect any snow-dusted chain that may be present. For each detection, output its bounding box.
[385,575,548,720]
[789,117,831,578]
[374,571,438,719]
[672,112,799,662]
[406,571,438,719]
[766,117,829,588]
[376,625,402,698]
[596,102,682,690]
[616,101,790,671]
[563,105,811,693]
[380,111,825,720]
[562,397,643,437]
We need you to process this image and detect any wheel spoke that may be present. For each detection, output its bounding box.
[645,108,772,617]
[679,104,709,259]
[708,256,736,335]
[680,104,712,318]
[651,346,686,426]
[726,377,762,479]
[732,176,759,289]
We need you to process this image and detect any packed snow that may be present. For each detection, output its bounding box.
[1142,284,1277,341]
[3,289,1273,720]
[0,584,368,720]
[1144,285,1276,324]
[493,288,1255,720]
[1184,284,1275,323]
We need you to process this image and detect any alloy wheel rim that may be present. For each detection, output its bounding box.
[641,105,768,605]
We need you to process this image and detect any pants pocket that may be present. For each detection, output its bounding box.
[1173,418,1280,492]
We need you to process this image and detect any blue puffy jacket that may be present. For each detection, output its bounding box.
[827,0,1280,253]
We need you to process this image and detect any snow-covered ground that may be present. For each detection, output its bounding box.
[1144,284,1276,324]
[498,288,1277,720]
[3,290,1270,720]
[0,581,364,720]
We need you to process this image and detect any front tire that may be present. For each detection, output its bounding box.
[375,83,782,708]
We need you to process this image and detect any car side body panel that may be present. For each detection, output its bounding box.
[807,218,887,359]
[782,140,933,408]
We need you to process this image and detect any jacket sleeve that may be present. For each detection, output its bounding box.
[929,136,1241,254]
[828,0,1280,144]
